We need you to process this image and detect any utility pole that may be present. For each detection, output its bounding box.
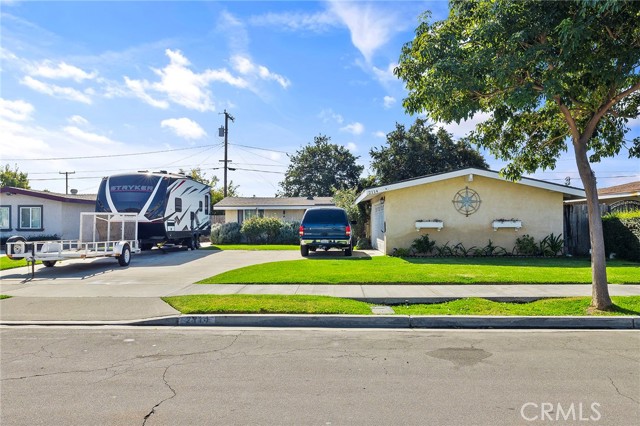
[59,171,75,194]
[219,110,235,197]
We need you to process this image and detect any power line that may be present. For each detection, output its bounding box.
[230,143,292,155]
[3,143,223,161]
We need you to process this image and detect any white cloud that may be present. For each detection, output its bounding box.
[341,122,365,135]
[125,49,249,112]
[231,55,291,88]
[29,60,97,82]
[160,117,207,140]
[437,112,493,139]
[249,11,339,32]
[372,62,398,84]
[0,98,34,121]
[67,115,89,126]
[328,1,401,63]
[383,96,396,109]
[345,142,358,152]
[373,130,386,139]
[20,76,92,104]
[63,126,116,145]
[318,108,343,124]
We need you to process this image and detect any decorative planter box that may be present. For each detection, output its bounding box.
[415,221,444,231]
[492,220,522,231]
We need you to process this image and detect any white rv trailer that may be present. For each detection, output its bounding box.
[5,212,140,270]
[95,171,211,249]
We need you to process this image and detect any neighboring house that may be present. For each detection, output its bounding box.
[596,181,640,212]
[0,187,96,241]
[214,196,335,224]
[355,168,586,255]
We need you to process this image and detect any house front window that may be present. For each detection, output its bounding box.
[0,206,10,230]
[19,206,42,230]
[244,209,264,220]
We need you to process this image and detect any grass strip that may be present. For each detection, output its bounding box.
[204,244,298,251]
[162,295,640,316]
[0,295,11,300]
[394,296,640,316]
[0,256,41,271]
[162,294,373,315]
[198,256,640,285]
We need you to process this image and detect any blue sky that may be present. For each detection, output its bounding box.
[1,0,638,197]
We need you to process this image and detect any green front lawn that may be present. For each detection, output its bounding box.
[162,294,373,315]
[0,295,11,300]
[205,244,299,251]
[162,294,640,316]
[198,256,640,284]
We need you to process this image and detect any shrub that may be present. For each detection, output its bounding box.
[602,211,640,261]
[515,234,538,256]
[275,221,301,245]
[540,233,564,256]
[241,217,283,244]
[210,222,241,244]
[391,247,412,257]
[453,242,477,257]
[355,237,372,250]
[434,241,454,257]
[411,234,436,255]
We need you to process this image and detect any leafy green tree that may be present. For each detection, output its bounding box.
[370,118,488,185]
[0,164,30,188]
[279,135,364,197]
[395,0,640,310]
[182,168,239,205]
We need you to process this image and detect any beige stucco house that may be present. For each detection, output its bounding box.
[355,168,586,255]
[0,187,96,241]
[214,196,335,224]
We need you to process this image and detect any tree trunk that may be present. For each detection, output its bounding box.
[573,138,612,310]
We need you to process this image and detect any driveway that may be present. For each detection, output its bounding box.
[0,248,303,297]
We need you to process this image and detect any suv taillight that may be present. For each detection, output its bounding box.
[299,225,304,236]
[345,225,351,236]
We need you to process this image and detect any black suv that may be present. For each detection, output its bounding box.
[298,207,354,257]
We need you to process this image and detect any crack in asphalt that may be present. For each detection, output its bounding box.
[608,376,640,405]
[142,364,178,426]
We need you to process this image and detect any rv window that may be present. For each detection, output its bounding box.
[205,196,209,214]
[199,201,203,212]
[175,198,182,212]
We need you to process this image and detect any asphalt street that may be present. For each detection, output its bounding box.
[1,327,638,426]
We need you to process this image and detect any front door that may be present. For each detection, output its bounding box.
[371,201,385,253]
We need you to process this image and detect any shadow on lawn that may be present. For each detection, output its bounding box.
[304,251,372,260]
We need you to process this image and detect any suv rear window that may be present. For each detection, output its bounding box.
[303,209,347,224]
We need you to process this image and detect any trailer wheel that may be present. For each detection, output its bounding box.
[194,235,201,249]
[6,236,26,260]
[43,261,57,267]
[118,244,131,266]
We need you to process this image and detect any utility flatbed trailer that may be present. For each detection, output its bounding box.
[6,213,141,275]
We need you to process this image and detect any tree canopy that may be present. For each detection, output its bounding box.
[1,164,30,189]
[279,135,364,197]
[370,118,488,185]
[395,0,640,309]
[182,168,239,205]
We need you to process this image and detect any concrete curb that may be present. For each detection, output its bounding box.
[4,315,638,329]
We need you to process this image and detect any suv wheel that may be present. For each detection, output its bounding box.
[300,245,309,257]
[344,245,352,257]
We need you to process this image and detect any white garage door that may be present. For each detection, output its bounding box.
[371,201,385,253]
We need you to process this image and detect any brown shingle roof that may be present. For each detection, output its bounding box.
[214,196,335,209]
[598,181,640,195]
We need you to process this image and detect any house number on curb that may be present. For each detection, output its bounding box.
[452,187,481,216]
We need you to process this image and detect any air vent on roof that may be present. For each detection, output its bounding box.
[307,196,314,200]
[70,189,78,195]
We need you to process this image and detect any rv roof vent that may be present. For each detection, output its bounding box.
[70,189,78,195]
[306,196,314,200]
[159,170,167,174]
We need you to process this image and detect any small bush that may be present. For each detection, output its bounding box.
[391,247,412,257]
[515,234,538,256]
[241,217,283,244]
[355,237,372,250]
[603,212,640,261]
[540,233,564,256]
[453,242,477,257]
[275,221,301,245]
[411,234,436,255]
[211,222,242,244]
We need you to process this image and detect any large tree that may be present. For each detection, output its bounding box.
[182,168,239,205]
[279,135,364,197]
[1,164,30,189]
[395,0,640,310]
[370,118,488,185]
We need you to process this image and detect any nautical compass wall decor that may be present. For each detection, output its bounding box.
[452,186,481,216]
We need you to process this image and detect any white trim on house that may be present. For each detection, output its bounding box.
[355,168,586,204]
